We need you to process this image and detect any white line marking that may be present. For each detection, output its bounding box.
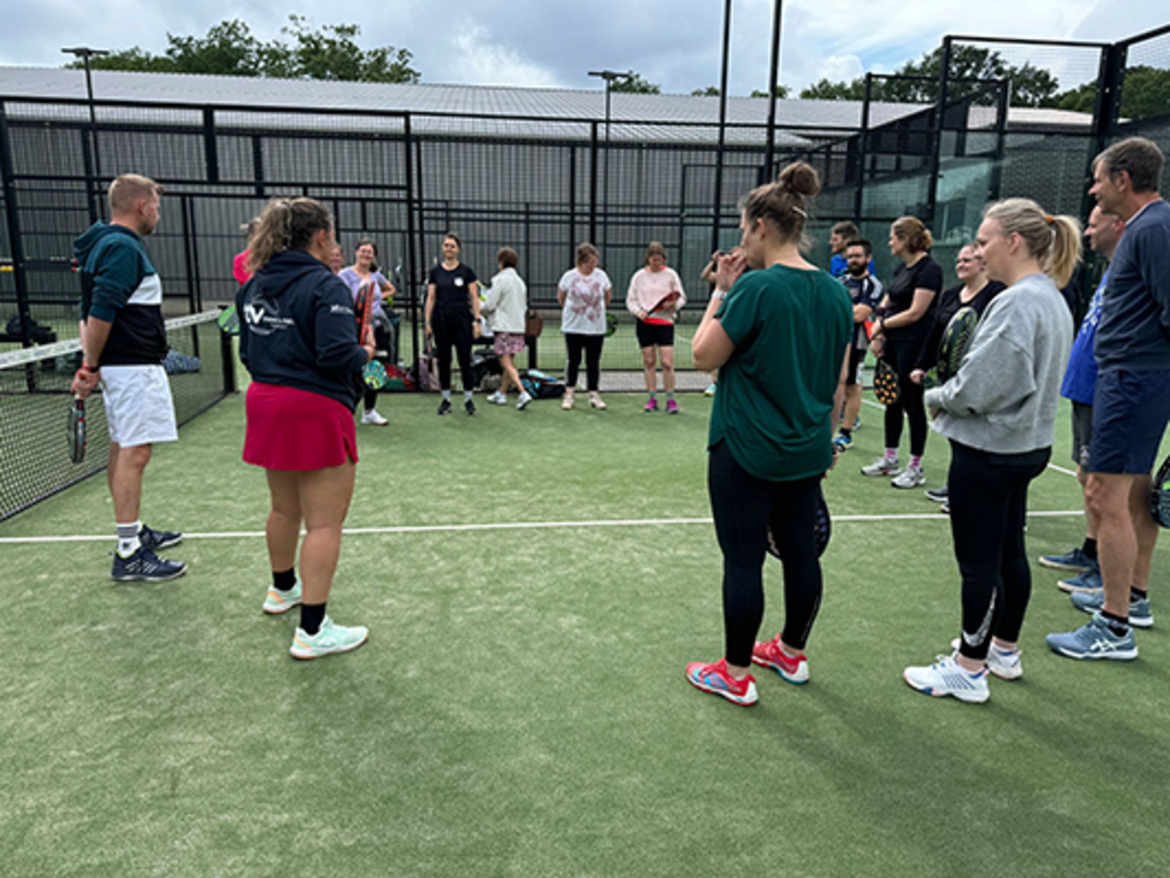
[0,510,1087,544]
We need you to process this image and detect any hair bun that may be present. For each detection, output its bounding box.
[777,161,821,198]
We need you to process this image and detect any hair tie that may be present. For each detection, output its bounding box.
[1045,214,1054,225]
[793,206,808,218]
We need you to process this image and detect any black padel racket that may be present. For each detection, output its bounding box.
[354,280,374,344]
[873,359,901,405]
[924,305,979,389]
[68,395,86,464]
[646,290,681,316]
[1151,456,1170,528]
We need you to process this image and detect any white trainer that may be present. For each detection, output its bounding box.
[289,616,369,660]
[950,638,1022,680]
[861,456,900,477]
[262,579,302,615]
[517,391,534,410]
[892,465,925,489]
[486,391,507,405]
[903,652,990,703]
[361,409,389,426]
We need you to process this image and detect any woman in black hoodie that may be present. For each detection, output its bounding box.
[237,197,374,660]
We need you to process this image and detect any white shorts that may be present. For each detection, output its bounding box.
[100,364,178,447]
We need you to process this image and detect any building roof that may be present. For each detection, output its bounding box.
[0,66,1091,145]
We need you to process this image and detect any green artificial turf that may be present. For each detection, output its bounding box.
[1,390,1168,877]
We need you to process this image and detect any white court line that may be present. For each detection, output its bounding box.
[860,397,1078,479]
[0,510,1086,545]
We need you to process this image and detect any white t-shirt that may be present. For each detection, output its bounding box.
[559,268,611,335]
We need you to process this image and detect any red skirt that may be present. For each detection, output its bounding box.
[244,382,358,470]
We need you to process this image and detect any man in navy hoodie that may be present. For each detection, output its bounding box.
[71,174,186,582]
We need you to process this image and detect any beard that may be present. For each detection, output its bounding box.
[847,265,867,278]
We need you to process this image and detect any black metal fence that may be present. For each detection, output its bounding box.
[2,25,1168,369]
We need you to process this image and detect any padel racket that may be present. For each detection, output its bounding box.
[924,306,979,389]
[1151,456,1170,528]
[646,290,681,316]
[873,359,901,405]
[216,305,240,336]
[605,313,618,337]
[767,486,831,559]
[68,395,86,464]
[354,280,374,344]
[362,360,388,390]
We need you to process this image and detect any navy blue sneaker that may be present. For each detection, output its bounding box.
[139,523,182,551]
[1057,569,1102,594]
[1039,547,1098,573]
[111,547,188,582]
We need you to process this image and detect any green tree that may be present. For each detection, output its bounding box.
[610,73,661,94]
[798,45,1059,107]
[64,16,420,83]
[750,84,791,99]
[1045,65,1170,119]
[692,86,720,97]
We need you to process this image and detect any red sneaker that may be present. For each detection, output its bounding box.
[685,658,758,706]
[751,636,810,685]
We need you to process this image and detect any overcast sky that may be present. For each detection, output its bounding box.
[2,1,1166,95]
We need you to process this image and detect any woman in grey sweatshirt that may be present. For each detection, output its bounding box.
[903,198,1080,703]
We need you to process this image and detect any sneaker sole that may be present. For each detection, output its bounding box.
[902,672,990,703]
[112,565,188,583]
[685,671,757,706]
[1039,558,1094,572]
[290,631,369,660]
[517,399,531,410]
[861,468,900,477]
[263,596,303,615]
[751,656,809,685]
[1048,642,1138,661]
[1057,579,1103,594]
[891,478,925,489]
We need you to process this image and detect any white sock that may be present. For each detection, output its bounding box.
[116,520,142,558]
[464,390,473,402]
[441,390,452,402]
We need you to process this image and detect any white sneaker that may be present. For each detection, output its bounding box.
[516,391,534,410]
[861,456,900,477]
[289,616,369,660]
[562,394,574,411]
[361,409,388,426]
[262,579,302,615]
[589,393,607,410]
[486,391,507,405]
[950,638,1022,680]
[891,464,925,489]
[903,652,990,703]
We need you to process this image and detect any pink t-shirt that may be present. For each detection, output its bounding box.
[233,249,252,285]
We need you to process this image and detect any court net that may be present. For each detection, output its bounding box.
[0,311,233,522]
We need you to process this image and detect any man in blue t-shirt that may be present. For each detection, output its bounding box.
[1039,206,1125,592]
[1048,137,1170,662]
[834,238,883,450]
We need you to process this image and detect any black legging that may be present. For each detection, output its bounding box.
[363,323,392,411]
[707,440,823,666]
[564,333,604,391]
[432,309,474,392]
[948,439,1050,661]
[882,337,928,457]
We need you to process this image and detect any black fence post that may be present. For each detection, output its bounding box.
[588,121,599,245]
[0,103,34,352]
[926,36,953,230]
[854,73,873,220]
[403,113,422,383]
[202,108,219,184]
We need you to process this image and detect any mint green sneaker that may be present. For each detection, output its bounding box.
[262,579,302,615]
[289,616,369,660]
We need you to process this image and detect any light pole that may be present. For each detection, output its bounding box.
[763,0,784,181]
[61,46,109,220]
[587,69,631,253]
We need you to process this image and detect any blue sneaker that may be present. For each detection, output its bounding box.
[1039,547,1097,572]
[1046,614,1137,661]
[111,547,188,582]
[832,433,853,451]
[139,523,182,551]
[1058,569,1103,594]
[1070,590,1154,629]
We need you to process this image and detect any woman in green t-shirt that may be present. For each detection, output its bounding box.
[685,161,853,707]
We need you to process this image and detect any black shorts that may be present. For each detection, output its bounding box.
[1089,368,1170,475]
[1071,401,1093,469]
[845,347,866,387]
[636,320,674,349]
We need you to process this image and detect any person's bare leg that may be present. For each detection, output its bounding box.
[661,346,675,394]
[641,347,657,394]
[500,353,523,395]
[1086,472,1138,618]
[265,469,302,574]
[296,463,356,606]
[110,444,152,523]
[843,385,863,432]
[1129,475,1158,592]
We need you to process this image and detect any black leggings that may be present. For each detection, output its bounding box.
[948,440,1050,661]
[564,333,604,391]
[882,337,928,456]
[432,310,474,392]
[363,324,392,411]
[707,440,824,665]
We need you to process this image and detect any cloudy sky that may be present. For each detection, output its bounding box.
[2,0,1166,95]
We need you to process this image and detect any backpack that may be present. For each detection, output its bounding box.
[520,368,565,399]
